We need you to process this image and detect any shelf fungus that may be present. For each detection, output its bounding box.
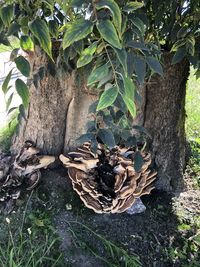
[60,143,157,214]
[0,141,55,212]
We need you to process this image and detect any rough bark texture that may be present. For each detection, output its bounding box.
[12,49,190,192]
[137,53,190,192]
[12,47,96,155]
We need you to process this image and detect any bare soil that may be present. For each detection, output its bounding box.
[0,167,199,267]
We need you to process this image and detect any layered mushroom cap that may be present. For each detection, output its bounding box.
[60,143,157,214]
[0,141,55,206]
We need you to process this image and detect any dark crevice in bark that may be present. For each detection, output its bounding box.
[142,84,148,127]
[11,47,190,193]
[12,47,97,156]
[62,97,73,153]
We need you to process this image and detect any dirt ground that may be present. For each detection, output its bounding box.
[1,167,198,267]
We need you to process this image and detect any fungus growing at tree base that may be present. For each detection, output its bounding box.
[60,142,157,214]
[0,141,55,213]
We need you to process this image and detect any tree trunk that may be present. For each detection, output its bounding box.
[12,49,190,192]
[136,53,190,192]
[12,47,97,155]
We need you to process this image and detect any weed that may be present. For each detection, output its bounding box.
[186,68,200,139]
[0,194,64,267]
[185,68,200,188]
[0,111,18,152]
[68,221,142,267]
[170,216,200,267]
[185,137,200,188]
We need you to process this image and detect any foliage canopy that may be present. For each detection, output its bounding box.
[0,0,200,149]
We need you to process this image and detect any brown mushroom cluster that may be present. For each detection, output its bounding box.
[0,141,55,212]
[60,143,157,214]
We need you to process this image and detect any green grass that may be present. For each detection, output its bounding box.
[0,194,64,267]
[185,68,200,138]
[169,216,200,267]
[185,68,200,188]
[68,221,142,267]
[0,66,199,267]
[0,227,63,267]
[0,112,18,152]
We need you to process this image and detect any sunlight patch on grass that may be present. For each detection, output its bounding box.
[185,68,200,139]
[0,113,18,152]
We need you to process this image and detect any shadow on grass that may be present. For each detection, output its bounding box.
[0,169,199,267]
[39,169,200,267]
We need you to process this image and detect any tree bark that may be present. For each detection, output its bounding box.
[12,47,97,155]
[12,49,190,192]
[136,53,190,192]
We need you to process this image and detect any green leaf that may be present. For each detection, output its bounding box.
[6,93,13,111]
[7,106,17,115]
[19,16,29,27]
[76,133,95,144]
[0,5,14,27]
[126,136,137,147]
[10,48,19,61]
[35,219,44,227]
[131,17,145,34]
[119,113,130,129]
[177,26,188,38]
[97,20,122,49]
[87,64,109,86]
[0,34,10,46]
[123,76,135,99]
[171,39,186,51]
[96,0,122,37]
[2,70,12,94]
[127,40,149,51]
[49,20,59,39]
[97,86,118,111]
[114,48,127,75]
[15,79,29,109]
[193,234,200,245]
[98,129,115,148]
[29,18,52,59]
[0,17,3,32]
[146,56,163,75]
[133,55,146,84]
[121,76,136,117]
[88,101,98,113]
[186,35,195,56]
[124,2,144,12]
[63,18,93,49]
[97,71,113,88]
[7,22,20,36]
[172,48,186,64]
[134,151,144,172]
[71,0,83,7]
[123,96,136,118]
[77,42,98,68]
[19,103,27,121]
[15,56,31,77]
[195,69,200,80]
[20,35,34,52]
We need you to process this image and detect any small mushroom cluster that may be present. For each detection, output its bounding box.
[60,143,157,214]
[0,141,55,210]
